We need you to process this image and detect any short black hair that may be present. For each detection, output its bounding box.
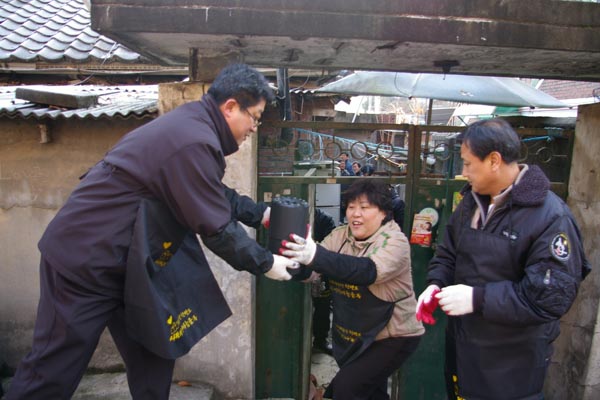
[207,63,275,108]
[343,179,393,223]
[457,118,521,163]
[352,161,361,168]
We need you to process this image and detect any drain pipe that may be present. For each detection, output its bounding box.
[277,68,294,144]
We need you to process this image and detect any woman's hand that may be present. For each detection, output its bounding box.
[280,230,317,266]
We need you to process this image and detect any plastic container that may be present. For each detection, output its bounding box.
[268,196,309,256]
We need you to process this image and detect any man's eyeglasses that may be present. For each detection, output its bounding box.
[242,108,262,127]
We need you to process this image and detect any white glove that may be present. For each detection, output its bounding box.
[280,230,317,266]
[415,284,441,315]
[264,254,299,281]
[261,207,271,228]
[437,284,474,316]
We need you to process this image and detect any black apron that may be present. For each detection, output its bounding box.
[330,241,395,367]
[124,198,232,359]
[447,227,549,400]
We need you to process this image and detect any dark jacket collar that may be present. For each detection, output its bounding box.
[510,164,550,206]
[201,94,239,156]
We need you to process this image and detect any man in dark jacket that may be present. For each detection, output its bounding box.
[416,118,589,400]
[6,64,297,400]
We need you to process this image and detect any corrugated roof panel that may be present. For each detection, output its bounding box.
[0,85,158,120]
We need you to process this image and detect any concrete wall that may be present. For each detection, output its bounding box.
[545,102,600,399]
[0,117,149,370]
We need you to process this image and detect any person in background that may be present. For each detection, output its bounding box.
[284,179,424,399]
[416,118,590,400]
[5,64,298,400]
[311,208,337,355]
[339,152,354,175]
[352,162,363,176]
[360,164,375,176]
[390,186,405,230]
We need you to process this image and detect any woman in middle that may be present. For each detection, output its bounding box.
[282,179,424,399]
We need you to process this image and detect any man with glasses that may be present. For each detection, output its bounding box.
[5,64,298,400]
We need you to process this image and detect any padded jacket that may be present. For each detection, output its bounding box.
[427,164,589,400]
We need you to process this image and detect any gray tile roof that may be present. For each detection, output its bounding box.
[0,84,158,119]
[0,0,143,63]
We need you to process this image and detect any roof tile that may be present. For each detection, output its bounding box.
[20,38,45,52]
[0,0,143,63]
[10,46,37,60]
[38,46,64,60]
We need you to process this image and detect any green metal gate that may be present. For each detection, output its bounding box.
[254,120,574,399]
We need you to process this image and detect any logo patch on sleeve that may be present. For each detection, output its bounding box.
[550,233,570,261]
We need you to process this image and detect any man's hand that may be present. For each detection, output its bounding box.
[436,284,474,316]
[264,254,299,281]
[261,207,271,229]
[280,231,317,266]
[416,284,441,325]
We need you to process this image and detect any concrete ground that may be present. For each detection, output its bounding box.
[1,374,217,400]
[310,350,337,396]
[1,352,338,400]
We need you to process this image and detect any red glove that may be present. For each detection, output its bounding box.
[416,286,441,325]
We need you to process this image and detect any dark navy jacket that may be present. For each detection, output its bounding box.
[39,94,272,294]
[428,165,589,400]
